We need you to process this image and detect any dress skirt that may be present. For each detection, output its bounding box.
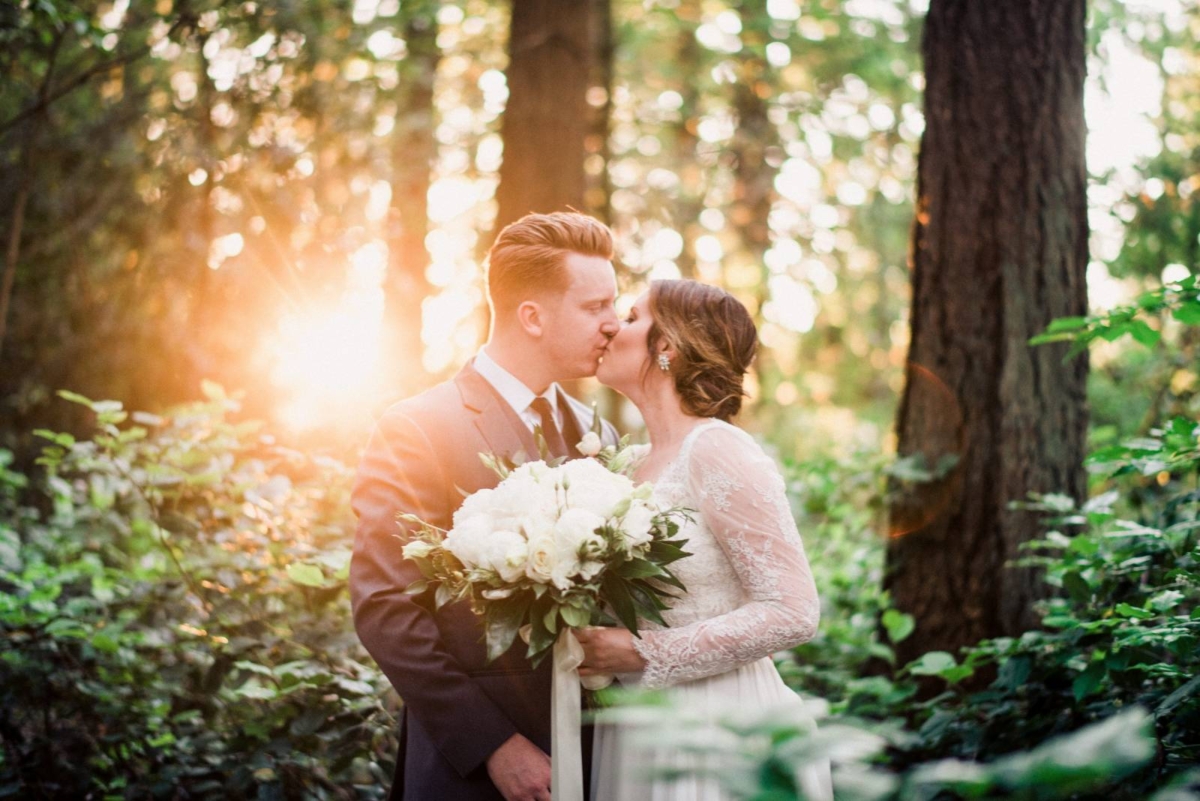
[590,657,833,801]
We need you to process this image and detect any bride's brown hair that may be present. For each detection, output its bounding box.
[645,280,758,421]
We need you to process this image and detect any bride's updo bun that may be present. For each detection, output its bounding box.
[646,280,758,421]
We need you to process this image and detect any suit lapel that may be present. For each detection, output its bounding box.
[456,361,538,466]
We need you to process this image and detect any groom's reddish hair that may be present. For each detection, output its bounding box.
[486,212,614,315]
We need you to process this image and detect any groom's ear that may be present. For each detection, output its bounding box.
[516,300,544,337]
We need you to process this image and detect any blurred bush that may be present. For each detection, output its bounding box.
[0,388,394,799]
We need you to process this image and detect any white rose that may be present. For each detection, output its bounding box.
[577,431,602,457]
[402,540,435,560]
[525,531,558,585]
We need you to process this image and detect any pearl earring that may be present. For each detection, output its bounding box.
[657,353,671,372]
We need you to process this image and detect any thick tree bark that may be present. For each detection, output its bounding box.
[886,0,1090,664]
[672,0,704,280]
[730,0,778,404]
[493,0,593,235]
[0,170,30,364]
[730,1,776,311]
[384,1,438,393]
[583,0,613,222]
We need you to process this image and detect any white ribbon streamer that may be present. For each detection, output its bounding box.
[519,626,613,801]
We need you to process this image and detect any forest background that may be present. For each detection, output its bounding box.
[2,0,1199,798]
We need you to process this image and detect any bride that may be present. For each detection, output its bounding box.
[575,279,833,801]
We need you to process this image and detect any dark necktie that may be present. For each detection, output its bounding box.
[529,396,569,460]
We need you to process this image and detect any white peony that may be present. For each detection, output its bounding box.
[454,488,497,526]
[560,458,635,518]
[486,464,558,532]
[476,529,529,583]
[551,508,607,589]
[620,501,657,552]
[555,508,607,559]
[577,431,602,457]
[443,513,504,571]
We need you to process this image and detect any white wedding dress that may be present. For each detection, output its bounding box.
[591,419,833,801]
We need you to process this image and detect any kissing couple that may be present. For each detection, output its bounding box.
[350,211,832,801]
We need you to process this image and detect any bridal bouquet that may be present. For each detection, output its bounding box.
[399,445,690,667]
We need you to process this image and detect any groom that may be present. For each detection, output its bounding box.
[350,211,621,801]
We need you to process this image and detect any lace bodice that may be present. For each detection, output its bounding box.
[628,420,820,689]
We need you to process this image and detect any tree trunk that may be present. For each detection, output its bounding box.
[671,0,704,280]
[493,0,593,235]
[583,0,613,223]
[384,1,439,395]
[0,31,62,364]
[730,0,778,406]
[885,0,1090,665]
[0,167,30,364]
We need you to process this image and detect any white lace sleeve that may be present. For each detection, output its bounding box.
[632,425,820,689]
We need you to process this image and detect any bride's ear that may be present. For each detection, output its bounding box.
[517,300,544,337]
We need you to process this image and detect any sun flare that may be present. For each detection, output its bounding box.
[268,242,388,430]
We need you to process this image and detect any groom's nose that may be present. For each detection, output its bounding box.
[600,315,619,339]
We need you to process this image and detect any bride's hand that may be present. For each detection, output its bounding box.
[574,626,647,675]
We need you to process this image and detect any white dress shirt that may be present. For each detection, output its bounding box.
[473,347,563,432]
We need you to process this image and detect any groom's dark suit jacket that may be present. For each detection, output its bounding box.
[351,361,618,800]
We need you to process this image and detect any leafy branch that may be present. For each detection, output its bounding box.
[1030,274,1200,357]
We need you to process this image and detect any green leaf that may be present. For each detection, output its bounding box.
[527,596,558,660]
[404,579,429,596]
[286,563,326,588]
[1072,662,1106,701]
[56,389,95,408]
[601,573,639,635]
[648,539,691,566]
[560,605,589,628]
[1171,301,1200,325]
[1046,316,1090,333]
[1127,319,1160,347]
[90,633,121,653]
[1155,674,1200,718]
[882,609,915,644]
[484,595,531,663]
[615,558,666,580]
[1114,603,1154,620]
[33,429,75,447]
[435,583,456,608]
[908,651,957,676]
[1062,570,1091,604]
[1149,590,1184,612]
[627,583,668,627]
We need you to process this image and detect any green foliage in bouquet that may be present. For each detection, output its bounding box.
[399,444,692,668]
